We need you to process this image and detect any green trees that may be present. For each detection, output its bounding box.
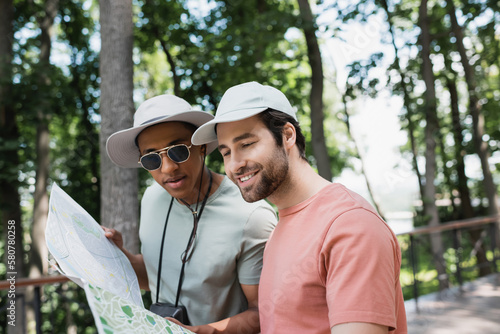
[355,0,500,286]
[0,0,499,332]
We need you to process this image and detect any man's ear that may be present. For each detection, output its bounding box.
[282,122,296,150]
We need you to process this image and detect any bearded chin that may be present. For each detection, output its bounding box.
[240,148,289,203]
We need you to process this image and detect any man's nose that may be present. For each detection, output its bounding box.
[159,153,178,174]
[225,153,246,175]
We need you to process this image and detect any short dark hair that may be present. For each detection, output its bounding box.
[257,109,307,161]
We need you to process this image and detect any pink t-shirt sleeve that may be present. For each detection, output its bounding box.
[321,208,401,330]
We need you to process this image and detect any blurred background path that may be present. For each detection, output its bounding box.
[405,273,500,333]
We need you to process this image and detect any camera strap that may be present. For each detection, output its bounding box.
[155,196,174,304]
[155,169,213,307]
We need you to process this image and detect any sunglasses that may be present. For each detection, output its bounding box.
[138,144,192,171]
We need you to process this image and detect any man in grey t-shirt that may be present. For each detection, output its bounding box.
[103,94,276,334]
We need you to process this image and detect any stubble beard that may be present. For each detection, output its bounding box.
[238,146,289,203]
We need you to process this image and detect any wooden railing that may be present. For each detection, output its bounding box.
[396,214,500,312]
[397,215,499,236]
[0,274,69,290]
[0,275,70,334]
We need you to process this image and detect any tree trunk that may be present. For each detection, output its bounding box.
[437,133,458,218]
[138,0,181,96]
[448,2,499,272]
[448,0,499,220]
[0,0,24,277]
[297,0,332,180]
[157,37,181,96]
[99,0,139,253]
[418,0,448,291]
[447,77,491,276]
[1,1,26,333]
[380,0,425,201]
[31,123,50,278]
[63,283,77,334]
[69,63,101,204]
[447,78,474,218]
[25,1,59,332]
[29,0,59,279]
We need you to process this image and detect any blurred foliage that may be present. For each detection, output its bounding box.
[1,0,500,332]
[398,224,499,300]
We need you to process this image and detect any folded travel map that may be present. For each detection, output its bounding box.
[46,183,194,334]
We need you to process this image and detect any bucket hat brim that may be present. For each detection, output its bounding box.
[106,96,217,168]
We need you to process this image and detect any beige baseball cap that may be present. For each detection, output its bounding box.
[191,81,296,146]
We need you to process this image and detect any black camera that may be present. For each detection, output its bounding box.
[150,303,190,325]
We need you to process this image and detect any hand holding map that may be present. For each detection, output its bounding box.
[45,183,195,333]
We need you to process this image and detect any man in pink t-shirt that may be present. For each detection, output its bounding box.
[192,81,408,334]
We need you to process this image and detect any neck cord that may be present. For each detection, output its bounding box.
[155,197,174,304]
[155,168,213,306]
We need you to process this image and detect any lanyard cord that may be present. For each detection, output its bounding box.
[176,170,212,306]
[155,196,174,304]
[155,168,213,306]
